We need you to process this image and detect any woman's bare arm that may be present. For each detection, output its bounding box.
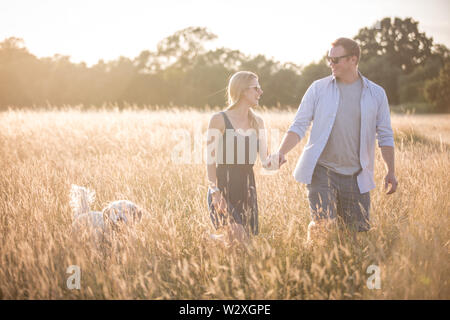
[206,113,225,188]
[255,115,270,167]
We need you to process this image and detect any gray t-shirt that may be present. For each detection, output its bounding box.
[317,77,363,175]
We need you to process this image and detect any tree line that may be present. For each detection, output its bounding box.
[0,17,448,112]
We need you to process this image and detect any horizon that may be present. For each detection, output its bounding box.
[1,0,449,67]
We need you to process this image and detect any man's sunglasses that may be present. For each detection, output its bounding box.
[327,54,353,64]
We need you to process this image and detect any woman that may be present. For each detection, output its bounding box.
[206,71,270,241]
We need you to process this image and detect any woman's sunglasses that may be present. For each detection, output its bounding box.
[327,54,353,64]
[248,85,262,92]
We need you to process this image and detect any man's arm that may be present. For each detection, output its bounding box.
[377,89,398,195]
[380,146,395,173]
[380,146,397,194]
[278,131,300,156]
[272,82,316,166]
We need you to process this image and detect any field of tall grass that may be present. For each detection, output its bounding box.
[0,107,448,299]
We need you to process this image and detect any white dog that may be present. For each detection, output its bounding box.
[69,185,145,240]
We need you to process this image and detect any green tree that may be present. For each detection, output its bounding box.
[2,23,446,111]
[397,53,447,104]
[0,37,42,107]
[425,62,450,112]
[297,58,330,98]
[355,17,433,73]
[359,55,402,104]
[155,26,217,71]
[264,63,303,108]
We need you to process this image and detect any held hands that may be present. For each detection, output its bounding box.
[263,152,287,171]
[384,171,398,195]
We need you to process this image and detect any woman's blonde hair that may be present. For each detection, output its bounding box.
[226,71,259,133]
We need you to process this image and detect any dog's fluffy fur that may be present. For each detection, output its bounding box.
[69,185,145,238]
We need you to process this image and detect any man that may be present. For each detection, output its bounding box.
[272,37,398,243]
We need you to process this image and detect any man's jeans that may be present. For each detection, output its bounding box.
[306,164,371,232]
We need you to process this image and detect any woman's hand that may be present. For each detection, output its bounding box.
[211,191,227,214]
[263,152,286,170]
[261,156,271,169]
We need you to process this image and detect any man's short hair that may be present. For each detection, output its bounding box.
[331,38,361,63]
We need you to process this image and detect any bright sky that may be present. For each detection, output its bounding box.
[1,0,449,67]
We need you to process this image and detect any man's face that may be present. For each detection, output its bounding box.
[327,45,356,78]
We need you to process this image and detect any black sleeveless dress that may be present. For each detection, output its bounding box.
[207,111,259,235]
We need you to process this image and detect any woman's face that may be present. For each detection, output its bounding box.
[241,78,263,107]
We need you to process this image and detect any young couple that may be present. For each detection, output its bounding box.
[206,38,398,245]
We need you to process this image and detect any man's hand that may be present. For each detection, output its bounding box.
[384,171,398,195]
[278,152,287,167]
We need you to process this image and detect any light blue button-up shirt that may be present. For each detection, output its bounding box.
[288,72,394,194]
